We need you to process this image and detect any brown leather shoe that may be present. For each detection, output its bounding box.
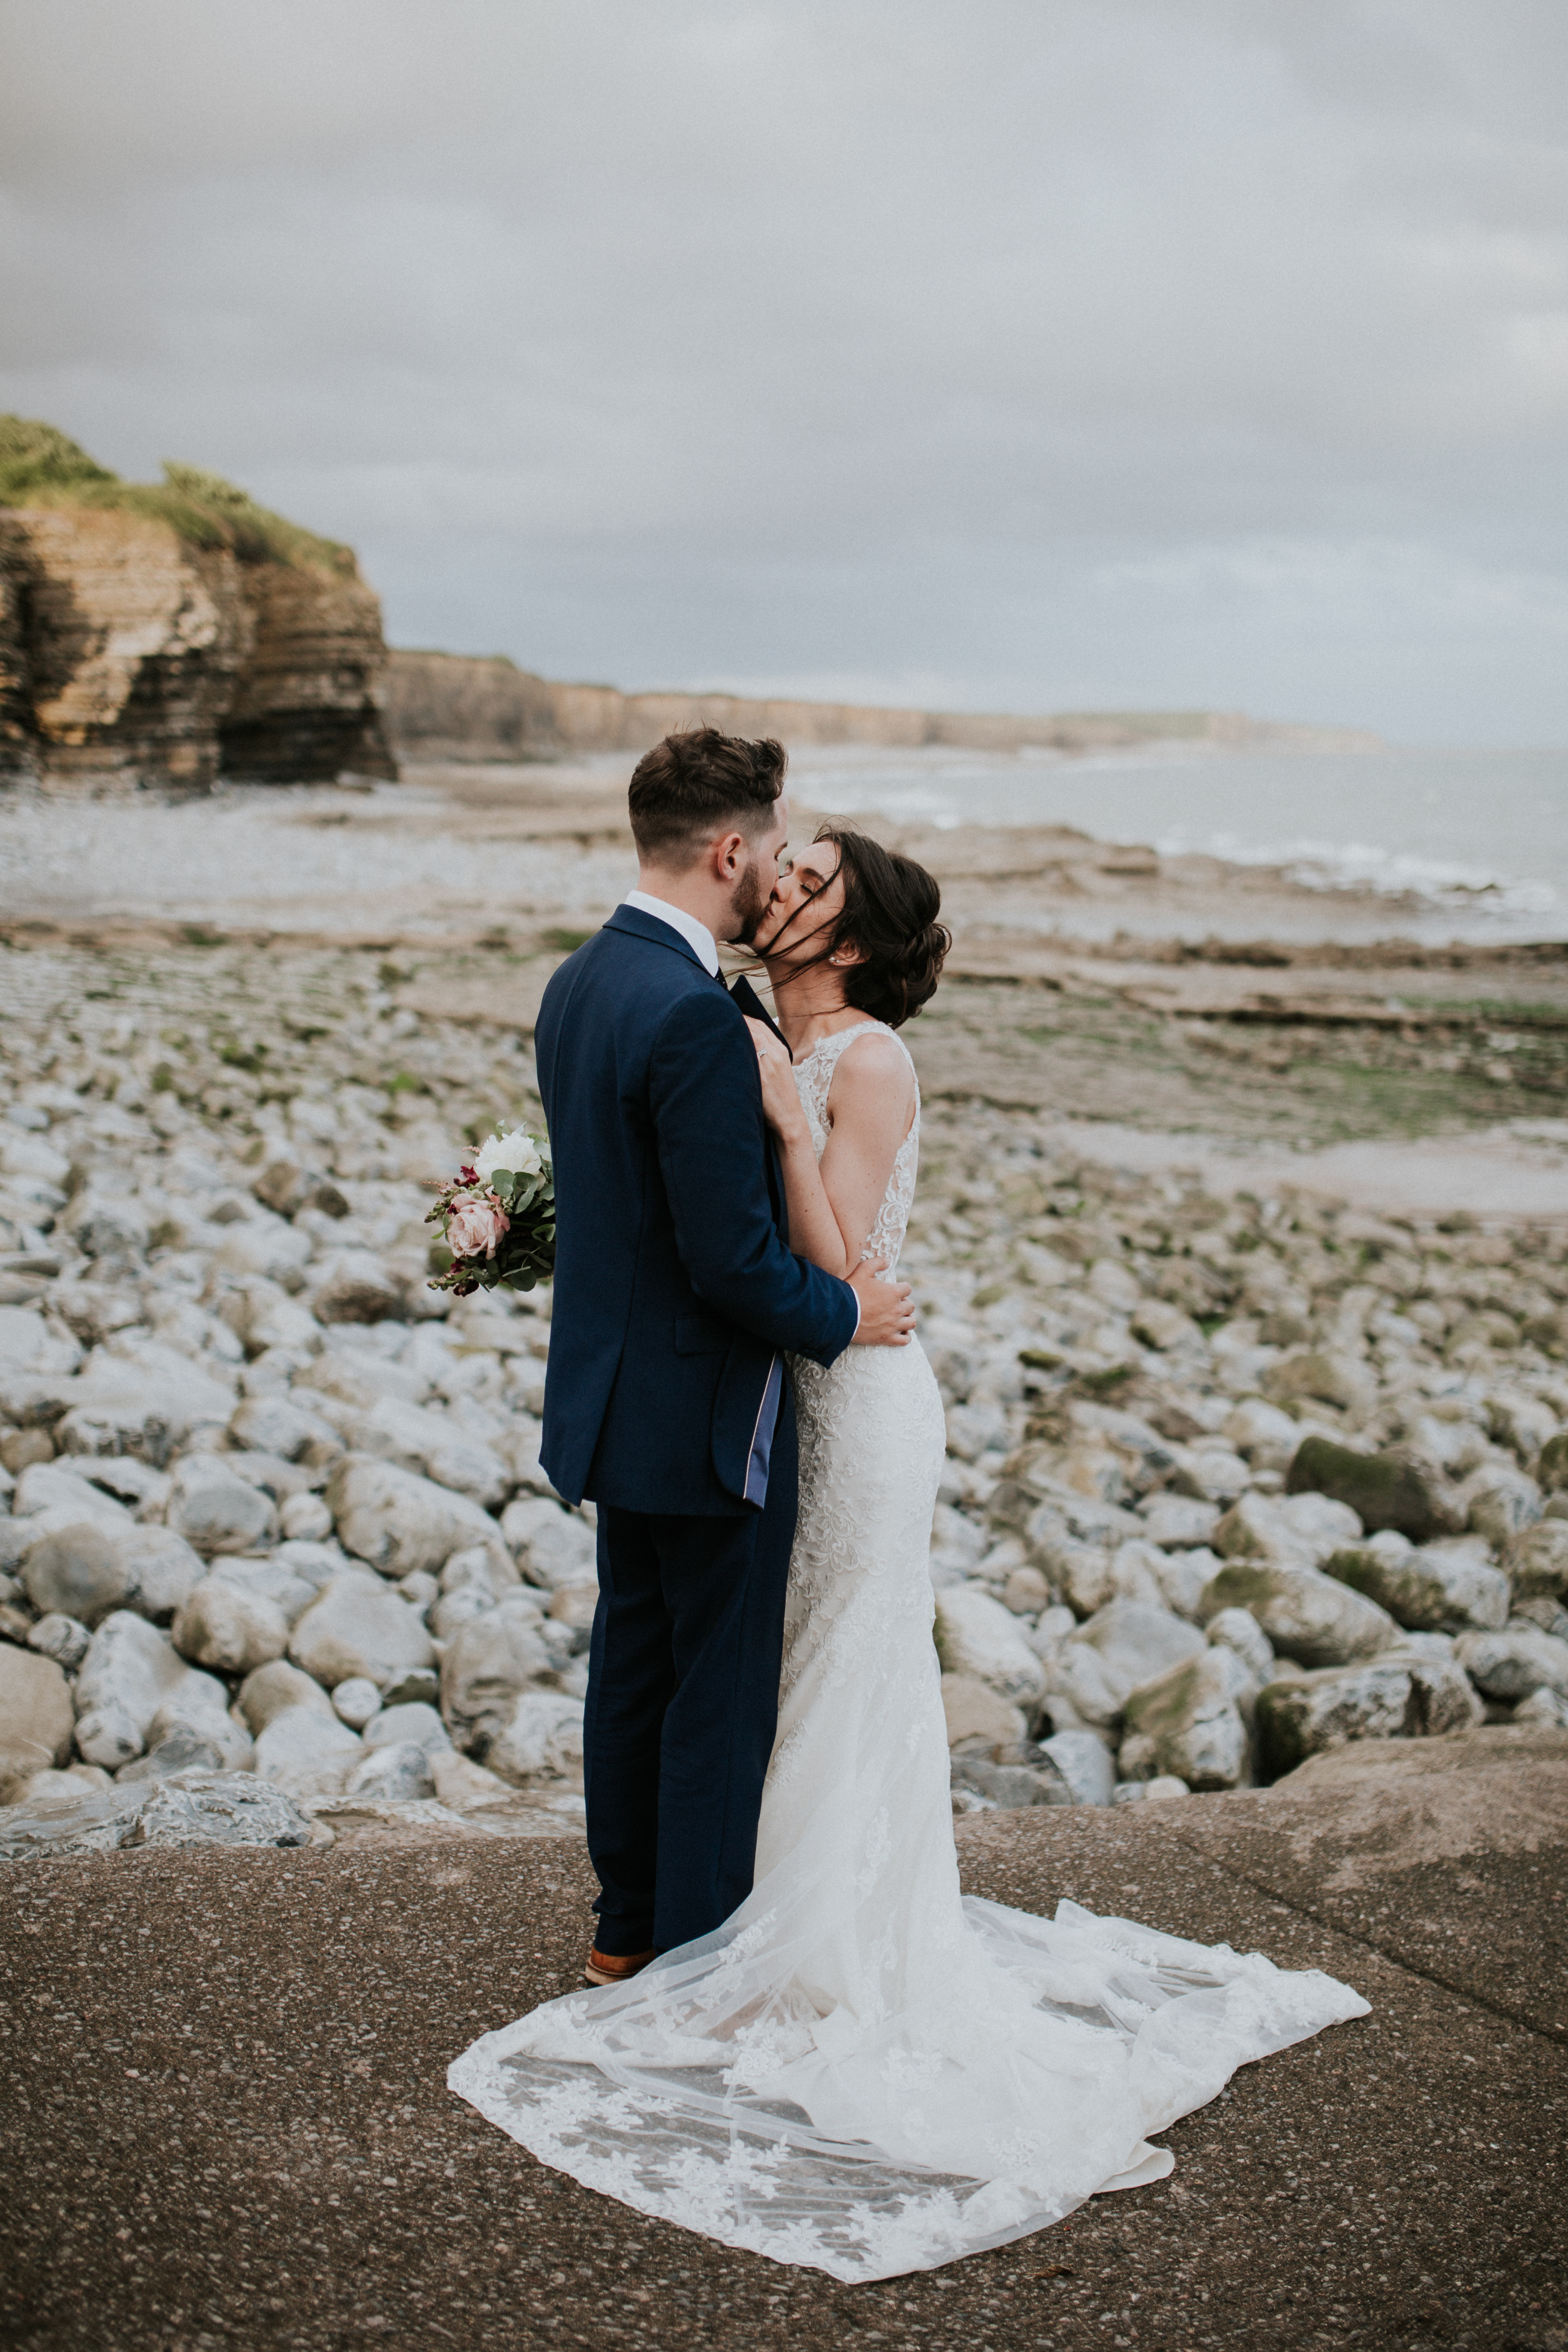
[583,1946,656,1988]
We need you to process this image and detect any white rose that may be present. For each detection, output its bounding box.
[474,1127,543,1182]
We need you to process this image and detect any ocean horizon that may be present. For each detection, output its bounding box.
[786,741,1568,946]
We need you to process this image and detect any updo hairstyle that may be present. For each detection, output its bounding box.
[813,824,950,1029]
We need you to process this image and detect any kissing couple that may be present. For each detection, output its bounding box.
[449,727,1367,2283]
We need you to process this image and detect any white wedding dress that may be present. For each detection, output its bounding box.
[448,1021,1369,2282]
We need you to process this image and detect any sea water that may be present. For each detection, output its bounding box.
[788,743,1568,944]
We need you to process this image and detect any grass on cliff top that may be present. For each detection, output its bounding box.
[0,416,357,576]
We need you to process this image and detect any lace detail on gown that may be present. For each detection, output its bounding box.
[448,1021,1369,2282]
[790,1019,918,1278]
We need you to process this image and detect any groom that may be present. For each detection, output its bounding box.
[534,727,915,1983]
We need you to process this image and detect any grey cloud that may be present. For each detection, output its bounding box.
[1,0,1565,740]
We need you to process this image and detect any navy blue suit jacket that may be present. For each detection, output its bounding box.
[534,904,859,1515]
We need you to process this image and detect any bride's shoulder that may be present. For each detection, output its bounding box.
[834,1021,912,1073]
[824,1024,916,1115]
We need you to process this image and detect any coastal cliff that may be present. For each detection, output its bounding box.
[0,419,395,788]
[384,647,1382,765]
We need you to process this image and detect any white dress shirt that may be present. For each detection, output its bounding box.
[621,890,720,976]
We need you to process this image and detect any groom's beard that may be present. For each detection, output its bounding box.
[724,852,773,946]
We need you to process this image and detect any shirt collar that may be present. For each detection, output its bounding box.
[620,890,720,978]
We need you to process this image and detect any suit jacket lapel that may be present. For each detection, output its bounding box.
[729,972,786,1043]
[729,973,791,1244]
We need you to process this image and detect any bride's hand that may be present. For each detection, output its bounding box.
[744,1017,810,1145]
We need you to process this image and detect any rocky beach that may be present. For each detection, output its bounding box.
[0,743,1565,1844]
[2,691,1567,2345]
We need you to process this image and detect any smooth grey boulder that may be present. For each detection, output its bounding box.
[327,1454,501,1580]
[1256,1653,1483,1776]
[207,1552,320,1629]
[484,1689,585,1785]
[1198,1561,1397,1668]
[438,1603,557,1754]
[934,1586,1049,1709]
[1037,1727,1117,1806]
[360,1700,450,1758]
[329,1394,509,1510]
[1223,1398,1303,1471]
[1212,1490,1363,1569]
[51,1355,235,1466]
[1460,1462,1543,1547]
[1454,1624,1568,1703]
[1207,1605,1275,1683]
[941,1673,1029,1750]
[236,1658,337,1736]
[1149,1545,1220,1621]
[329,1675,382,1728]
[1507,1519,1568,1601]
[214,1274,321,1357]
[27,1612,92,1672]
[166,1455,279,1557]
[1285,1435,1466,1542]
[0,1644,75,1801]
[228,1391,343,1467]
[172,1575,289,1676]
[13,1459,134,1528]
[1020,1485,1146,1555]
[279,1491,335,1543]
[287,1572,437,1690]
[307,1250,405,1325]
[298,1351,428,1413]
[1137,1494,1221,1551]
[343,1740,436,1801]
[1323,1532,1510,1634]
[1066,1599,1206,1709]
[21,1519,206,1627]
[1118,1647,1254,1790]
[1170,1446,1250,1505]
[22,1522,135,1626]
[220,1447,320,1506]
[211,1211,313,1289]
[72,1611,221,1770]
[432,1584,498,1641]
[500,1495,598,1590]
[115,1526,207,1622]
[1262,1347,1376,1420]
[0,1302,80,1377]
[252,1704,363,1795]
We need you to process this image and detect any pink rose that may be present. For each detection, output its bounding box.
[447,1192,511,1261]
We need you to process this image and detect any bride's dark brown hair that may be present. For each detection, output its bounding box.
[801,824,950,1029]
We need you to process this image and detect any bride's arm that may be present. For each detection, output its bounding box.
[747,1022,914,1279]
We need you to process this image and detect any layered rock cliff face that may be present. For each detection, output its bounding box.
[0,421,395,789]
[384,649,1381,766]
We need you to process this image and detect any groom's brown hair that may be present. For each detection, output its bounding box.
[628,727,787,865]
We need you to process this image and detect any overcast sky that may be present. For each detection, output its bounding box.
[2,0,1566,743]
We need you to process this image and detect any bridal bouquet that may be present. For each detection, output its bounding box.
[425,1122,555,1297]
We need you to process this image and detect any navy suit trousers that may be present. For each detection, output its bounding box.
[583,1384,800,1956]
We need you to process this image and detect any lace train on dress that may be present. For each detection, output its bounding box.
[447,1025,1369,2282]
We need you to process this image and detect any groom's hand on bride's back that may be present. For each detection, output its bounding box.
[848,1259,916,1346]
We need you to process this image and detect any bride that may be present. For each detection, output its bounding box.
[448,824,1368,2283]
